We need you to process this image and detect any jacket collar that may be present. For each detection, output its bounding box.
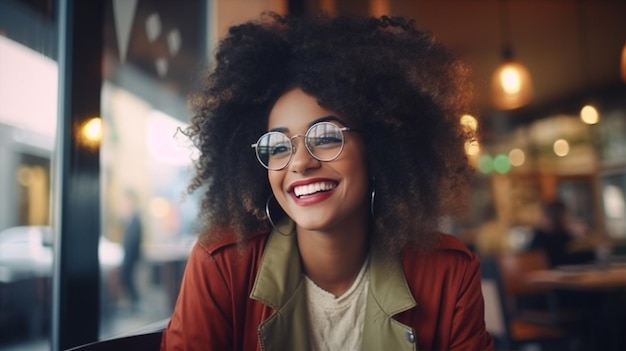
[250,220,417,351]
[249,219,300,309]
[250,220,415,310]
[367,245,417,315]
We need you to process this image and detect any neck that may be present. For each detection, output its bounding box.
[296,217,369,297]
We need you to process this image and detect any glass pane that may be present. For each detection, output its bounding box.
[99,0,204,338]
[99,84,199,337]
[0,7,57,350]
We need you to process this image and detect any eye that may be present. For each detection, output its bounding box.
[307,123,344,149]
[308,133,342,147]
[256,132,291,158]
[270,142,291,156]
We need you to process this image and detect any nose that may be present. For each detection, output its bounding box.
[289,137,320,173]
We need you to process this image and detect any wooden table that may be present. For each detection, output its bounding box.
[525,263,626,350]
[525,263,626,291]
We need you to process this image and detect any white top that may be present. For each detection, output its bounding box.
[305,258,370,351]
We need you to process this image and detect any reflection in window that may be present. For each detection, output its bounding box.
[100,82,198,338]
[0,33,55,349]
[17,155,50,226]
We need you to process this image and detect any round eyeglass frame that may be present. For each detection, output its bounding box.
[251,121,360,171]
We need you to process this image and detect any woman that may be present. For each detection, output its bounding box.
[161,12,493,351]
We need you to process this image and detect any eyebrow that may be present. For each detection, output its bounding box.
[268,115,347,133]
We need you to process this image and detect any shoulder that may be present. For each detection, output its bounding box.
[196,229,269,254]
[401,233,478,273]
[426,232,476,262]
[182,229,270,290]
[186,229,270,269]
[399,234,482,309]
[434,232,474,257]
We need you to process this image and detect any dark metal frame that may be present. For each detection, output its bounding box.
[52,1,104,350]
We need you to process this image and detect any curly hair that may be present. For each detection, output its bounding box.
[186,12,475,255]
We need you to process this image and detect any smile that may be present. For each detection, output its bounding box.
[293,182,337,198]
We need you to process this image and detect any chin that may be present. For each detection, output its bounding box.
[291,216,334,232]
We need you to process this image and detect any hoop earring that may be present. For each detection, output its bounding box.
[265,194,294,236]
[370,179,376,218]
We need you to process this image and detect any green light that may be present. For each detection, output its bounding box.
[494,154,511,174]
[478,155,494,174]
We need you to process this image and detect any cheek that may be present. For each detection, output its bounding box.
[268,171,291,214]
[339,150,370,198]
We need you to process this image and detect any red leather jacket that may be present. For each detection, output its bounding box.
[161,225,493,351]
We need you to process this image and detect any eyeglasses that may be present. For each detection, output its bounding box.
[251,121,359,170]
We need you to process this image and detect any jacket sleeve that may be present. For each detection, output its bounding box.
[448,253,494,351]
[160,243,234,350]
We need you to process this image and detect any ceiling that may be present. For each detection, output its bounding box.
[381,0,626,130]
[6,0,625,134]
[102,0,626,132]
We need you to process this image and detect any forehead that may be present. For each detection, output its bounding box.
[267,88,337,132]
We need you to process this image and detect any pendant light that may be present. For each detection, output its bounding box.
[491,0,533,110]
[577,0,600,125]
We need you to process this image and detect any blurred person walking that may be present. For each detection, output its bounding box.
[120,190,143,311]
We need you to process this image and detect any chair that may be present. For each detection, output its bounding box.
[497,250,554,322]
[65,319,168,351]
[65,331,162,351]
[480,256,566,351]
[496,250,578,326]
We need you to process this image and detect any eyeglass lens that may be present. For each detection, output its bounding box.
[255,122,345,170]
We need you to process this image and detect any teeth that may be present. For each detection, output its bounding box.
[293,182,336,197]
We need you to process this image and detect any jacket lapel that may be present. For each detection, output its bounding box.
[250,220,311,351]
[362,247,418,351]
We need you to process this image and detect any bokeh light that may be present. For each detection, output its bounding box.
[460,114,478,131]
[494,154,511,174]
[553,139,570,157]
[509,148,525,167]
[465,139,480,156]
[580,104,599,124]
[78,117,103,148]
[478,154,494,174]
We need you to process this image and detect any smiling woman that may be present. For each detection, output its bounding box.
[160,12,494,351]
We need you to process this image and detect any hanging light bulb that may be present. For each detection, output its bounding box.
[576,2,601,125]
[580,104,599,124]
[491,47,533,110]
[491,1,533,110]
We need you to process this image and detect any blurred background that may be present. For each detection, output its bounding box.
[0,0,625,350]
